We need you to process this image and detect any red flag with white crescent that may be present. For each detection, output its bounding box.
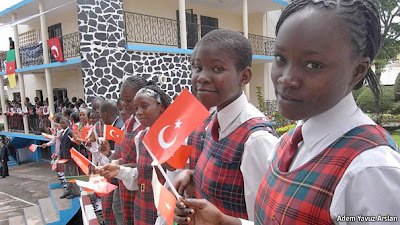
[47,37,66,62]
[104,125,124,144]
[143,89,210,165]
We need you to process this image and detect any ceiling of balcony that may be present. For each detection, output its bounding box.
[185,0,287,14]
[0,0,76,25]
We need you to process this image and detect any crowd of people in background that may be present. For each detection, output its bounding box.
[1,96,89,134]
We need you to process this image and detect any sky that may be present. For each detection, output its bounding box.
[0,0,23,51]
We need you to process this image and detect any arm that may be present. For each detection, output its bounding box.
[100,164,139,191]
[241,130,278,221]
[330,146,400,225]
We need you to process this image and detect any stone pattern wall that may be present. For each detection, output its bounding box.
[77,0,192,103]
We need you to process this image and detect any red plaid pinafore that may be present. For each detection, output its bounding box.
[134,130,165,225]
[254,125,399,225]
[117,118,144,225]
[187,113,214,170]
[194,117,276,219]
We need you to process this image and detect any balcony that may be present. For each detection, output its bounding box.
[124,11,275,56]
[0,32,81,70]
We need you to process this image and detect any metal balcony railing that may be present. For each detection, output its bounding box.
[123,11,275,56]
[61,32,80,59]
[124,11,179,47]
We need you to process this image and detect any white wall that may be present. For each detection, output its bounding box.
[7,68,84,102]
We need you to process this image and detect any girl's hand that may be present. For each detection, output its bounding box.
[98,140,111,157]
[100,164,120,179]
[174,198,228,225]
[173,169,194,196]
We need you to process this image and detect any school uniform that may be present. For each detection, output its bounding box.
[251,93,400,225]
[46,128,64,172]
[60,127,80,196]
[193,93,278,220]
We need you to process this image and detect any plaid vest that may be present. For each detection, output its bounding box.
[194,117,276,219]
[117,117,144,225]
[134,130,166,225]
[254,125,399,225]
[187,113,214,169]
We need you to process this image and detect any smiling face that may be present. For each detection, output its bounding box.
[134,93,164,128]
[272,8,368,121]
[79,109,89,125]
[191,44,250,111]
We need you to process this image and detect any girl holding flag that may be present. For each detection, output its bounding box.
[101,84,172,225]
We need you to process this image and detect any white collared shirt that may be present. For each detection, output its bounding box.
[241,93,400,225]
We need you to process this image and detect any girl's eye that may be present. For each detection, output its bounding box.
[194,65,202,72]
[305,62,323,70]
[274,55,286,63]
[142,104,147,109]
[213,66,224,72]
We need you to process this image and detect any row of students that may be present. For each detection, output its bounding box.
[172,1,400,225]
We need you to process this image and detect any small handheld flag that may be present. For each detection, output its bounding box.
[152,168,176,225]
[28,144,38,152]
[104,125,124,144]
[70,148,94,175]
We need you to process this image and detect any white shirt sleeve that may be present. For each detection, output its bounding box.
[331,146,400,225]
[46,138,56,147]
[241,130,278,221]
[115,166,139,191]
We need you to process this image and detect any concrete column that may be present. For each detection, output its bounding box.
[12,13,29,134]
[39,2,55,128]
[0,77,8,132]
[242,0,250,99]
[179,0,187,49]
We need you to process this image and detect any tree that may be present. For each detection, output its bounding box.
[395,73,400,101]
[374,0,400,82]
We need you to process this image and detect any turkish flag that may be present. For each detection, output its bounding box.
[47,37,66,62]
[29,144,38,152]
[165,145,193,169]
[104,125,124,144]
[143,89,210,165]
[82,125,94,141]
[152,168,176,225]
[72,176,117,196]
[49,112,55,121]
[6,61,15,75]
[51,158,68,171]
[70,148,91,175]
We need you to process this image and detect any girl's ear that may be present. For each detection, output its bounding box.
[350,57,370,87]
[159,103,165,113]
[239,67,252,87]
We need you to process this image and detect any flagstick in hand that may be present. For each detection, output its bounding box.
[143,142,181,200]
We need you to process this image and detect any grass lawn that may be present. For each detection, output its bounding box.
[390,130,400,146]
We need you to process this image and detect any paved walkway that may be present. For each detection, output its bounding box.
[0,161,59,224]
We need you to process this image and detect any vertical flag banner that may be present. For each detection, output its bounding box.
[7,74,17,88]
[70,148,91,175]
[143,89,210,165]
[6,49,16,88]
[47,37,66,62]
[104,125,124,144]
[152,168,176,225]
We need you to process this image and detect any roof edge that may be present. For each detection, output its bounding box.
[0,0,36,18]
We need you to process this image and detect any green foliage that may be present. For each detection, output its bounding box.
[390,102,400,114]
[352,86,367,101]
[275,124,296,137]
[394,74,400,101]
[380,113,400,124]
[356,86,395,114]
[389,129,400,146]
[256,85,267,114]
[374,0,400,81]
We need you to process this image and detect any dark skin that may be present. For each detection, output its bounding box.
[99,93,165,178]
[174,43,252,224]
[174,8,370,225]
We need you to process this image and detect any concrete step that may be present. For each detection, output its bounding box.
[50,188,71,211]
[8,215,24,225]
[38,198,59,224]
[23,205,45,225]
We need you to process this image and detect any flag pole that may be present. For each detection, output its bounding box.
[143,141,181,200]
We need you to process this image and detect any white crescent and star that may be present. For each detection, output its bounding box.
[51,45,59,58]
[110,130,118,138]
[158,119,182,149]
